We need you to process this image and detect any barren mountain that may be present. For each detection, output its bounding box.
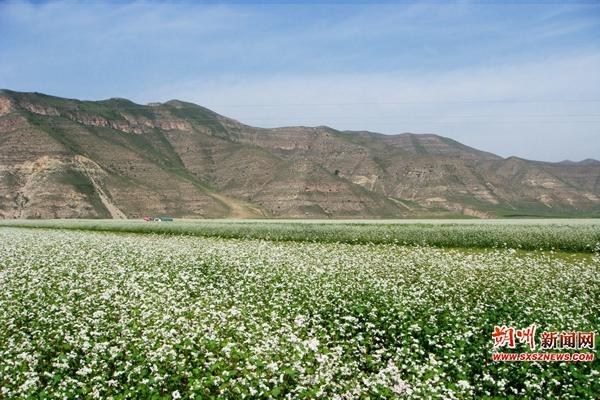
[1,89,599,219]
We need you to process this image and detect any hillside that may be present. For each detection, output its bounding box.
[1,89,599,219]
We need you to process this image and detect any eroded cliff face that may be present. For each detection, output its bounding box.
[1,89,599,219]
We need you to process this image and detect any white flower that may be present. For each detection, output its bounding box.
[294,315,306,327]
[457,380,471,390]
[305,338,319,352]
[392,380,410,394]
[76,366,92,376]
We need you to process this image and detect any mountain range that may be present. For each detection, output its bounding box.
[1,89,599,219]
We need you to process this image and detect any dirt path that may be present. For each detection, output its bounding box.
[208,192,266,218]
[75,155,126,219]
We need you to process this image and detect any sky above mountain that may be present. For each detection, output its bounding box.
[1,0,599,162]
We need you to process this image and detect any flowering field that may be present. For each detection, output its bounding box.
[0,227,599,399]
[2,218,600,252]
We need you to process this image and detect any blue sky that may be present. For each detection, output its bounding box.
[1,1,599,161]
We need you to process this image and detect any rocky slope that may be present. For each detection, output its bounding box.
[1,89,599,219]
